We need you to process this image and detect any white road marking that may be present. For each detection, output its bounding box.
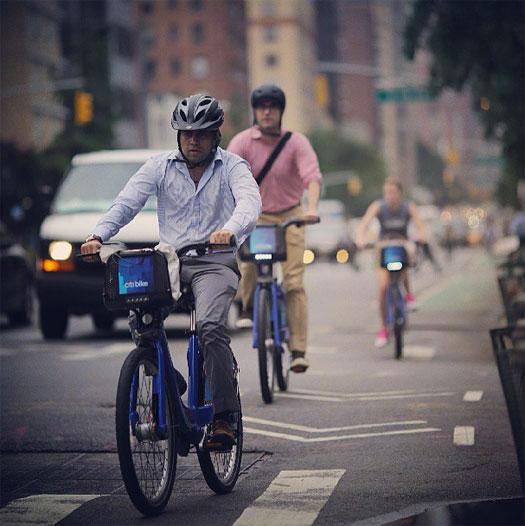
[61,343,131,361]
[233,469,345,526]
[274,392,344,402]
[0,348,16,357]
[463,390,483,402]
[244,416,429,434]
[453,426,475,446]
[403,345,436,359]
[0,494,100,524]
[274,389,455,403]
[244,426,440,443]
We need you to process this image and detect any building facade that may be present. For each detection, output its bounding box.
[1,0,66,151]
[136,0,248,146]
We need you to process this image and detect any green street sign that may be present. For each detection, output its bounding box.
[375,86,437,103]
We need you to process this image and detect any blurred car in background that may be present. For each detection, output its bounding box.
[304,199,353,264]
[36,150,164,339]
[0,223,34,326]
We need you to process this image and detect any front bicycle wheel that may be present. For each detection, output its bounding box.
[197,367,243,494]
[115,347,177,516]
[391,288,404,360]
[257,288,275,404]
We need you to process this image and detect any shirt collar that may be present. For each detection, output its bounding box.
[250,125,287,140]
[168,147,224,166]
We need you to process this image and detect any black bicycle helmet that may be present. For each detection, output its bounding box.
[251,84,286,111]
[171,94,224,131]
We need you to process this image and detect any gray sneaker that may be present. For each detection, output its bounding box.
[290,350,309,373]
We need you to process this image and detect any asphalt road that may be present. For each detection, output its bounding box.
[0,246,523,525]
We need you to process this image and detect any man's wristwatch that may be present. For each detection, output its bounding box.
[85,234,103,244]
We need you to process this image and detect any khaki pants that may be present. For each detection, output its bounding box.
[240,205,307,353]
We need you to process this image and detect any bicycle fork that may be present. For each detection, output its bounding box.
[252,282,287,352]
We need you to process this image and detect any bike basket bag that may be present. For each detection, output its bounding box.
[380,245,408,271]
[239,225,287,262]
[103,249,173,311]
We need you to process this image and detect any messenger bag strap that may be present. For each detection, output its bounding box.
[255,131,292,186]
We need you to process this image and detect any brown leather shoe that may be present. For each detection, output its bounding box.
[203,420,236,451]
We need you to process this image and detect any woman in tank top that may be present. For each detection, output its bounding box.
[355,178,426,347]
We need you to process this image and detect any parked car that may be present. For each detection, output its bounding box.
[0,223,34,326]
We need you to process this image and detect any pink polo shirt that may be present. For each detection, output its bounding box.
[227,126,322,213]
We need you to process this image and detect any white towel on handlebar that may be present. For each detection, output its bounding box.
[155,242,182,301]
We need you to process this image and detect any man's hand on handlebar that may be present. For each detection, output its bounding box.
[209,229,235,246]
[80,239,102,262]
[303,213,320,224]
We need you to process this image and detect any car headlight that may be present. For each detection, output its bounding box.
[303,249,315,265]
[336,249,349,264]
[49,241,73,261]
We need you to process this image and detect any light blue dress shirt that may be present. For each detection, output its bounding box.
[93,148,261,249]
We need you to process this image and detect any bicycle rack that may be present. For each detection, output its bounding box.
[490,326,525,492]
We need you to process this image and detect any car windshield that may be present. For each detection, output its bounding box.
[53,162,156,213]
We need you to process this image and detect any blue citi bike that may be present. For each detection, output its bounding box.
[379,241,410,359]
[78,242,242,516]
[240,217,320,403]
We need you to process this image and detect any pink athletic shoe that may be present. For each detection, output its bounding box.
[374,327,389,347]
[406,292,418,311]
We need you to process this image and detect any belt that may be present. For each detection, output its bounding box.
[263,202,301,215]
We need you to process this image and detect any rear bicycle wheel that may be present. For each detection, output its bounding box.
[257,288,275,403]
[197,366,243,494]
[115,347,177,516]
[275,345,288,391]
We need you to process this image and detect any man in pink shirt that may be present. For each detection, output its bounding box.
[228,84,322,373]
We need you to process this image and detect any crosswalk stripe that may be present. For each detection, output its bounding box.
[233,469,345,526]
[0,494,101,525]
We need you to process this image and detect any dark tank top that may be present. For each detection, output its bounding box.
[377,200,411,239]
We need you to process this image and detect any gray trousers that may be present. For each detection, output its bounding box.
[180,253,240,415]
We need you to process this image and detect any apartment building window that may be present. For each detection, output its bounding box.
[144,60,156,82]
[190,0,203,11]
[262,0,275,16]
[116,26,134,58]
[265,54,278,67]
[170,59,182,77]
[140,1,153,14]
[142,28,155,48]
[191,56,209,79]
[169,25,178,41]
[191,22,204,44]
[264,25,278,42]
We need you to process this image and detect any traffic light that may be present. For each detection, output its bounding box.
[315,74,330,109]
[74,91,93,125]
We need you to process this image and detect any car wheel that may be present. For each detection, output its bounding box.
[92,313,114,331]
[8,287,33,327]
[40,305,68,339]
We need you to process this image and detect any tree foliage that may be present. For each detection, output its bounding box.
[308,130,387,216]
[404,0,525,205]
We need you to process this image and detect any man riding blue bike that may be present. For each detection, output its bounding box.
[356,177,426,347]
[81,93,261,450]
[228,84,322,373]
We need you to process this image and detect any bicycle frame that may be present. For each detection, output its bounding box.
[128,306,212,450]
[252,266,288,351]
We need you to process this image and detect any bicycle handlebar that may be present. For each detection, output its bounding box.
[281,216,321,230]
